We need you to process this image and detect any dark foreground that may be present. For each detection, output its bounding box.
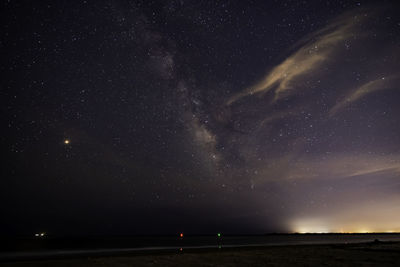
[2,241,400,267]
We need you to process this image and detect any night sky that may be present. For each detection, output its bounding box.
[2,0,400,236]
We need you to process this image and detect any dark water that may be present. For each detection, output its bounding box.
[1,234,400,262]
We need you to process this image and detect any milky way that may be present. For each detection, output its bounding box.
[2,0,400,235]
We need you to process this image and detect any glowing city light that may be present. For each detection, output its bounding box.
[289,216,400,234]
[64,139,70,144]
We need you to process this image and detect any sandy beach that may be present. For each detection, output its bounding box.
[2,241,400,267]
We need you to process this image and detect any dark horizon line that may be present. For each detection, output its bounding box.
[2,232,400,239]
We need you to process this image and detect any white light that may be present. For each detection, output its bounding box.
[291,218,331,233]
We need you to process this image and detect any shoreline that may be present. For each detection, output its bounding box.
[2,240,400,266]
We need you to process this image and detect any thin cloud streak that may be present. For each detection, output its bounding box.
[329,75,398,116]
[250,153,400,187]
[287,154,400,181]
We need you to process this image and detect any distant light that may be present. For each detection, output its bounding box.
[217,233,221,237]
[180,233,184,238]
[40,232,46,237]
[35,233,39,237]
[291,218,330,234]
[64,139,70,144]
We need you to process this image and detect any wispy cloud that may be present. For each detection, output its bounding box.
[249,153,400,188]
[286,154,400,181]
[260,110,297,127]
[227,12,366,105]
[329,75,398,116]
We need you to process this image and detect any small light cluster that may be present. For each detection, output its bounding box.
[35,232,46,237]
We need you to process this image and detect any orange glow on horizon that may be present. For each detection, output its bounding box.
[290,217,400,234]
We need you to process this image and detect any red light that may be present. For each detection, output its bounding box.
[180,233,184,238]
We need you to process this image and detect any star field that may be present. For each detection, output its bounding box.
[2,0,400,235]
